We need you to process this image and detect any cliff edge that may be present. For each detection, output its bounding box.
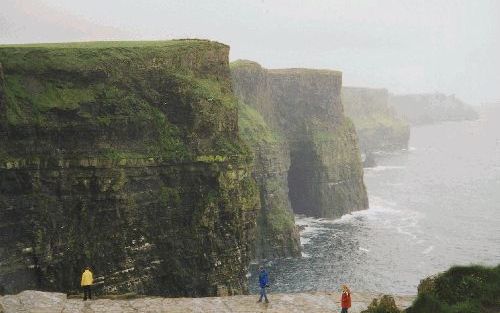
[342,87,410,154]
[231,60,368,258]
[0,40,259,296]
[389,93,479,126]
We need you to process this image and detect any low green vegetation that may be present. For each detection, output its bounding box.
[0,40,259,296]
[362,295,401,313]
[237,100,299,258]
[0,39,241,162]
[0,39,228,76]
[351,112,408,132]
[229,59,261,70]
[364,265,500,313]
[408,264,500,313]
[237,102,281,145]
[342,87,410,153]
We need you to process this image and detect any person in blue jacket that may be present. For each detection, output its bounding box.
[257,266,269,303]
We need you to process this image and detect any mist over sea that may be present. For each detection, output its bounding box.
[250,106,500,295]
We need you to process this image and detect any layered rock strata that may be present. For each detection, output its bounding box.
[0,40,259,296]
[237,102,300,259]
[232,61,368,230]
[342,87,410,154]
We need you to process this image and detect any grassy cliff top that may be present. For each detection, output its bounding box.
[0,39,230,79]
[230,59,342,76]
[269,68,342,77]
[0,39,227,49]
[342,86,408,131]
[0,39,244,162]
[230,59,263,70]
[343,86,388,93]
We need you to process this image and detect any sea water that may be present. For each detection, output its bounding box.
[250,107,500,295]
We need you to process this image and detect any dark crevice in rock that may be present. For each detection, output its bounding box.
[231,60,369,258]
[287,139,322,217]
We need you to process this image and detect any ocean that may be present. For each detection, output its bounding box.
[250,106,500,295]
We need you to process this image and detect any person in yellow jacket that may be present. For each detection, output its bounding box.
[81,267,93,300]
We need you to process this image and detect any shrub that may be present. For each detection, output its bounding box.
[362,295,402,313]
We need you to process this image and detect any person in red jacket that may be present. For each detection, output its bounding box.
[341,284,351,313]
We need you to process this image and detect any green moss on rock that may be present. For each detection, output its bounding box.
[362,295,402,313]
[237,101,300,259]
[231,60,368,257]
[342,87,410,154]
[0,40,259,296]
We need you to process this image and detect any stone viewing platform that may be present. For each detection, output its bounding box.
[0,290,416,313]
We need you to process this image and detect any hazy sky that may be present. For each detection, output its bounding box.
[1,0,499,105]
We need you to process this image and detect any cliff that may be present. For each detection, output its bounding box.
[0,40,259,296]
[232,60,300,258]
[342,87,410,154]
[389,93,479,126]
[237,102,301,259]
[231,60,368,257]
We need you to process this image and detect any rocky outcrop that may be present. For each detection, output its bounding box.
[342,87,410,154]
[0,290,416,313]
[407,264,500,313]
[237,102,300,259]
[232,60,368,223]
[0,40,259,296]
[389,93,479,126]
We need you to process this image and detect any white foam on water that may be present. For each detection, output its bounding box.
[370,195,399,208]
[365,165,407,172]
[422,246,434,254]
[300,237,312,245]
[359,247,370,253]
[295,195,423,250]
[397,226,418,239]
[295,214,330,246]
[295,215,320,227]
[315,197,403,227]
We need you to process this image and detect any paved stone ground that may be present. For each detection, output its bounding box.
[0,290,416,313]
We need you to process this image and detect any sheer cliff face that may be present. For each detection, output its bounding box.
[232,61,300,258]
[237,101,300,259]
[342,87,410,154]
[0,41,259,296]
[389,93,479,126]
[268,69,367,218]
[232,61,368,233]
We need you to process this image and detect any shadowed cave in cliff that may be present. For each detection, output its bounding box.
[287,139,323,217]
